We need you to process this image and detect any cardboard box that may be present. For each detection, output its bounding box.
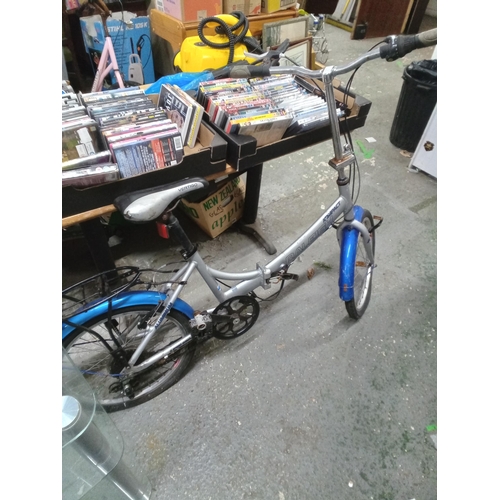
[181,176,246,238]
[80,12,155,86]
[261,0,296,14]
[156,0,223,22]
[223,0,261,16]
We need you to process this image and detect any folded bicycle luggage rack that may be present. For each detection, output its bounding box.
[62,120,228,218]
[205,78,372,171]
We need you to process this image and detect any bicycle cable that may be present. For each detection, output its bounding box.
[277,54,355,228]
[340,40,382,209]
[250,281,285,302]
[214,277,285,302]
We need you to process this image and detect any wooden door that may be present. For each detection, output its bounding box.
[351,0,414,39]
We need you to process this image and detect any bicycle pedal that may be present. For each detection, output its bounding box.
[190,312,212,331]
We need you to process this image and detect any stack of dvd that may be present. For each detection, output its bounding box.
[197,77,292,147]
[62,82,118,187]
[197,75,345,145]
[157,83,204,149]
[80,87,184,179]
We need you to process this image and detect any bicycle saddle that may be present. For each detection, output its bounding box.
[114,177,209,222]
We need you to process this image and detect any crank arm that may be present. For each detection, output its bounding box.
[210,314,234,324]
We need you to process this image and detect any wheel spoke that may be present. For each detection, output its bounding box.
[64,307,194,412]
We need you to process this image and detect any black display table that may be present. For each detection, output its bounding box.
[62,84,371,271]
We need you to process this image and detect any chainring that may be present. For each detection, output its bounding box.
[212,295,260,340]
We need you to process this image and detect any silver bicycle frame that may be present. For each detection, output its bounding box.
[126,55,381,373]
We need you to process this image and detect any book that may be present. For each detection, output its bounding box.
[170,85,204,149]
[62,93,81,108]
[79,87,143,105]
[87,98,154,119]
[185,98,203,149]
[62,105,87,120]
[111,136,180,177]
[158,83,193,147]
[62,163,120,187]
[198,80,253,111]
[97,109,167,130]
[233,112,293,146]
[110,128,184,178]
[103,119,172,137]
[284,110,330,137]
[62,119,104,163]
[206,90,260,121]
[224,107,285,134]
[62,80,74,93]
[216,97,274,130]
[104,121,177,145]
[62,150,112,172]
[210,93,266,121]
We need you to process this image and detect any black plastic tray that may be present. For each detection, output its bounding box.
[205,82,372,171]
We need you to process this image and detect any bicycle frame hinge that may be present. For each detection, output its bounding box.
[257,263,272,289]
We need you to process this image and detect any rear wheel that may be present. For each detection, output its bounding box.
[345,210,375,319]
[314,38,329,65]
[63,306,194,412]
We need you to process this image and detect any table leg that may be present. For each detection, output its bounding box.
[238,163,277,255]
[80,218,117,273]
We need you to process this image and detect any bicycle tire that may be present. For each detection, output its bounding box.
[313,38,329,65]
[63,306,195,412]
[318,39,329,64]
[345,210,375,319]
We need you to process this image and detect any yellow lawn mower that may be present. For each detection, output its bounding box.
[173,12,263,73]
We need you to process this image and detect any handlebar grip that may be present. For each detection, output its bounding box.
[227,65,271,78]
[416,28,437,48]
[380,28,437,61]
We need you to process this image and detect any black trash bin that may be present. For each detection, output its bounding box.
[389,59,437,152]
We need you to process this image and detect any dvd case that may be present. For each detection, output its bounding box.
[197,74,339,144]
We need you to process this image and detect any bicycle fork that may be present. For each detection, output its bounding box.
[337,206,375,302]
[328,146,378,303]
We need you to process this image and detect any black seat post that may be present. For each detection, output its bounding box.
[166,214,197,258]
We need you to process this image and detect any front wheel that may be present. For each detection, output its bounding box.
[345,210,375,319]
[63,306,195,412]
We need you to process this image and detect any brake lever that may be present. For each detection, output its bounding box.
[264,38,290,66]
[244,38,291,66]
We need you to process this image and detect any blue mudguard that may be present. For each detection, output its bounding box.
[62,290,194,340]
[338,205,364,302]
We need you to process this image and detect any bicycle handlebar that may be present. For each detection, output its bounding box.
[224,28,437,80]
[380,28,437,61]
